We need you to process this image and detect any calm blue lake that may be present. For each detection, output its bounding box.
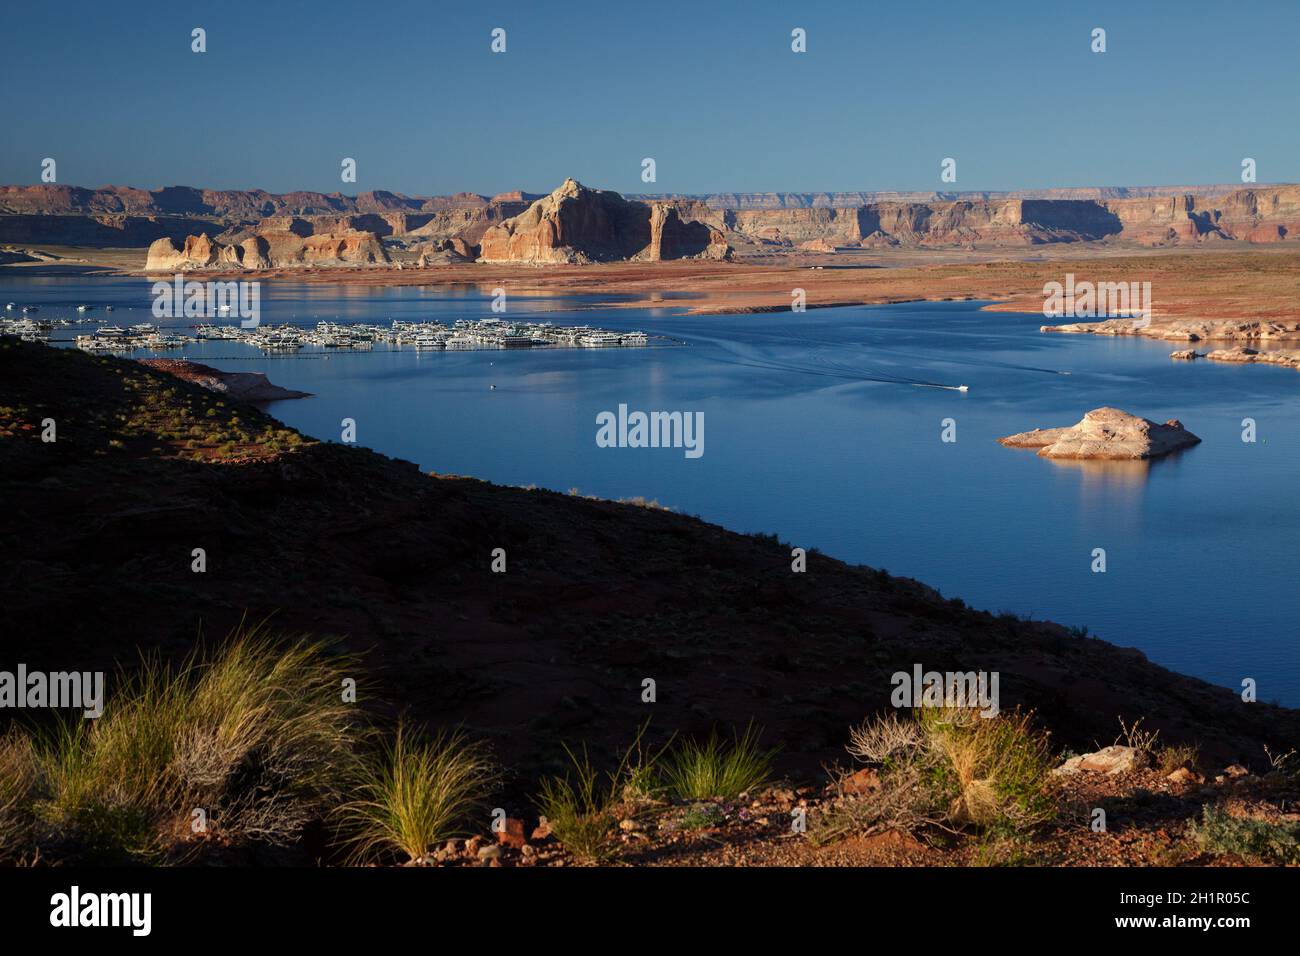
[7,275,1299,705]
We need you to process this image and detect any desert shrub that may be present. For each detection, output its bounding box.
[917,707,1056,830]
[337,724,494,863]
[661,724,776,801]
[1189,805,1300,864]
[31,625,362,862]
[814,707,1057,845]
[1157,743,1200,774]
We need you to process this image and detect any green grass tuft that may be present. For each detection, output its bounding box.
[337,723,495,864]
[661,723,776,801]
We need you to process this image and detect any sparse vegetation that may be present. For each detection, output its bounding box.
[1157,743,1200,774]
[1115,716,1161,759]
[1189,805,1300,864]
[534,723,668,864]
[661,724,776,801]
[337,724,495,864]
[0,729,40,860]
[535,744,623,864]
[814,707,1057,845]
[1264,745,1296,773]
[3,625,364,864]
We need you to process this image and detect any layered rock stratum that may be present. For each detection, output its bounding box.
[998,407,1201,460]
[7,181,1297,257]
[144,229,389,271]
[476,179,731,264]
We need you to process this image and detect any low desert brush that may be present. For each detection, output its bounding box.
[814,707,1057,845]
[1189,805,1300,864]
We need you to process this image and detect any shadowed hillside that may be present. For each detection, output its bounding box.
[3,339,1296,789]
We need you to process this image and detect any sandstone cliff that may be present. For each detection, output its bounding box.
[5,181,1298,256]
[476,179,730,264]
[145,229,389,271]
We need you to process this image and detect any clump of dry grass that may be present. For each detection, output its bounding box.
[11,624,364,863]
[0,729,41,859]
[336,723,495,864]
[814,707,1057,845]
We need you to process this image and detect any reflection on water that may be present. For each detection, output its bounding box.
[1044,456,1152,489]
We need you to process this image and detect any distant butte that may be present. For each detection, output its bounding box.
[476,178,731,264]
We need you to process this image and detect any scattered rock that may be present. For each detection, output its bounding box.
[476,844,503,861]
[1057,745,1148,775]
[1166,766,1204,785]
[841,767,882,795]
[497,818,527,849]
[1203,347,1300,370]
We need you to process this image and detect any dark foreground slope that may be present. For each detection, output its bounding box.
[1,339,1296,787]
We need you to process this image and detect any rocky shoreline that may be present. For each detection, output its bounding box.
[1170,346,1300,370]
[136,358,311,403]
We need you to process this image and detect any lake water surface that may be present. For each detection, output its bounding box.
[7,275,1299,704]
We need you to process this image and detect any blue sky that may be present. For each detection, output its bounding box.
[3,0,1297,196]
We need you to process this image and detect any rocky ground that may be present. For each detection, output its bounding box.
[412,750,1300,868]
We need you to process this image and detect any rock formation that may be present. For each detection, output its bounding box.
[998,407,1201,460]
[1043,316,1300,343]
[1201,347,1300,370]
[476,179,731,264]
[137,359,311,402]
[145,229,389,271]
[5,181,1299,255]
